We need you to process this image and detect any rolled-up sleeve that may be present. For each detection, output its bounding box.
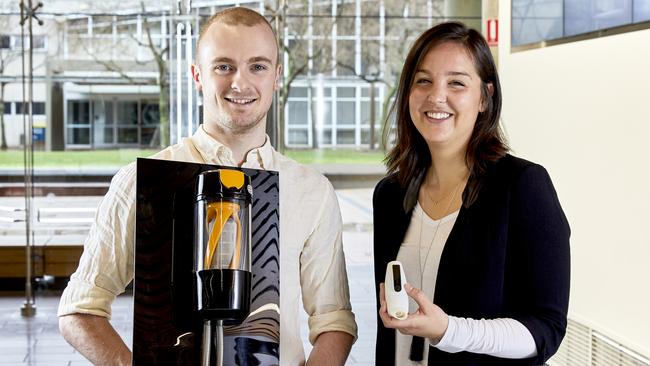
[299,180,358,344]
[57,163,137,319]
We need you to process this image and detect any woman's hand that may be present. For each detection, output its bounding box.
[379,282,449,343]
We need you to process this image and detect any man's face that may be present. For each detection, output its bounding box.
[193,22,281,136]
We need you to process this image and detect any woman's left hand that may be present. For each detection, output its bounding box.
[379,282,449,343]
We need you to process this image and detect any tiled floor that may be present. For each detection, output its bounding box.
[0,189,376,365]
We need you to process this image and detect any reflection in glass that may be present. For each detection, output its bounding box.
[141,101,160,126]
[118,127,138,144]
[117,101,138,126]
[67,127,90,145]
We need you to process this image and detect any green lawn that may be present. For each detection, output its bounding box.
[0,148,386,168]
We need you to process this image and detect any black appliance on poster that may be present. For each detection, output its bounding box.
[194,169,253,366]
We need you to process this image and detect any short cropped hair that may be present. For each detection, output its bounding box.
[195,7,277,62]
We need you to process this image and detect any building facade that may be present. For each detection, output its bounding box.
[0,0,482,150]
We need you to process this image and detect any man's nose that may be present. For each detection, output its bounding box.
[230,70,251,92]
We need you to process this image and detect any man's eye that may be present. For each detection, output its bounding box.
[215,65,232,72]
[252,64,268,72]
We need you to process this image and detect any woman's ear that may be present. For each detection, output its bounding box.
[480,82,494,112]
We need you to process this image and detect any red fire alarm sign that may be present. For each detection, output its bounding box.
[487,19,498,46]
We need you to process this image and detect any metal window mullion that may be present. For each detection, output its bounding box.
[331,0,337,77]
[87,16,93,54]
[308,1,313,75]
[307,84,313,146]
[137,15,143,61]
[355,85,361,147]
[175,23,184,140]
[185,22,193,136]
[379,0,385,78]
[331,87,336,147]
[355,0,361,74]
[112,16,117,60]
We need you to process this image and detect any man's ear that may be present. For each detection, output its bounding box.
[191,64,203,92]
[480,82,494,112]
[274,64,283,91]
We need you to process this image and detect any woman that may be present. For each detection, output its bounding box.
[373,22,570,365]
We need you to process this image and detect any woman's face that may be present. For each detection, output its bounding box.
[408,42,487,154]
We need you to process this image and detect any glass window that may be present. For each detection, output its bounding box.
[288,101,308,126]
[101,127,114,144]
[32,102,45,115]
[0,35,9,49]
[67,127,90,145]
[635,0,650,21]
[361,101,381,127]
[565,0,632,37]
[116,101,138,126]
[32,35,46,50]
[314,100,332,127]
[288,129,308,145]
[319,128,332,145]
[512,0,563,46]
[68,101,90,125]
[338,87,356,98]
[336,40,356,76]
[117,127,138,144]
[336,129,356,145]
[337,101,355,126]
[289,87,308,98]
[141,101,159,126]
[141,127,157,146]
[2,102,11,114]
[513,0,647,47]
[17,102,44,114]
[312,87,332,97]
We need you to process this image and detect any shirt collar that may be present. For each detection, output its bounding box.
[191,125,274,169]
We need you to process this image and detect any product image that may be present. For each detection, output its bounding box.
[134,159,280,366]
[194,169,253,366]
[385,260,409,320]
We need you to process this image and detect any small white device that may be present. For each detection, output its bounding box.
[385,260,409,320]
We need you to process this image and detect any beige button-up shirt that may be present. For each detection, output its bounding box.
[58,125,357,365]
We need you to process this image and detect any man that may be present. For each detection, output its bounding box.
[58,7,357,366]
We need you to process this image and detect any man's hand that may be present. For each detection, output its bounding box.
[59,313,131,366]
[306,331,354,366]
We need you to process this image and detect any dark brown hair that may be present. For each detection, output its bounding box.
[384,21,508,207]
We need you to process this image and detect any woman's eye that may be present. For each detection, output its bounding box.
[415,78,430,84]
[450,80,465,87]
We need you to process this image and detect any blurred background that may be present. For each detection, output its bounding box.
[1,0,649,365]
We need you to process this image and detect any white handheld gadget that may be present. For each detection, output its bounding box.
[385,260,409,320]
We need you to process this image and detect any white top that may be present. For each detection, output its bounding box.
[395,203,536,364]
[57,125,358,366]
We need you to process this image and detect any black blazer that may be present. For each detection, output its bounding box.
[373,154,570,366]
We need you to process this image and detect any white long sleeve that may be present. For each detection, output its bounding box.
[433,316,537,359]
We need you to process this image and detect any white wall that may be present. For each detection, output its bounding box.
[498,1,650,357]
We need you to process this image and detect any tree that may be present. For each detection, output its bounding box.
[72,4,169,148]
[0,26,21,150]
[265,0,343,151]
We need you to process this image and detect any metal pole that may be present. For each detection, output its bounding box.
[201,320,212,366]
[215,320,224,366]
[19,0,43,318]
[201,319,224,366]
